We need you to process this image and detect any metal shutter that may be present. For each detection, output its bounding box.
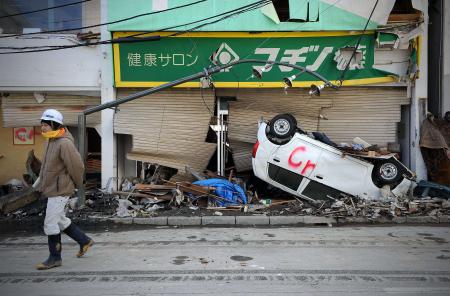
[114,89,216,176]
[226,87,408,172]
[1,93,100,127]
[318,87,409,145]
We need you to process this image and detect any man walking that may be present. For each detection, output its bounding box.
[33,109,94,270]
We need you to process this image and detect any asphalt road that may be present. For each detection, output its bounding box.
[0,225,449,296]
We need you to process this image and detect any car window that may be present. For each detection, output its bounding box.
[301,179,344,200]
[268,163,304,191]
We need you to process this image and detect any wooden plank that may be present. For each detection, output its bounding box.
[0,189,40,214]
[135,184,175,191]
[113,190,172,201]
[388,13,421,22]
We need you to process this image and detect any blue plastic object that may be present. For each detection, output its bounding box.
[193,178,247,206]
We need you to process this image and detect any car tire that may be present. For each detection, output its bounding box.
[266,113,297,145]
[371,159,404,186]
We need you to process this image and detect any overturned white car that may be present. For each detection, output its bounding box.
[252,114,414,202]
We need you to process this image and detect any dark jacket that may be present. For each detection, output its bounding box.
[37,129,84,198]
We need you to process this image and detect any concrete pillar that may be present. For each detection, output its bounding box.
[444,0,450,115]
[100,0,117,189]
[409,3,428,181]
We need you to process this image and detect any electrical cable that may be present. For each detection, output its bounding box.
[193,0,342,120]
[168,0,271,37]
[0,0,269,50]
[0,0,92,19]
[200,86,214,116]
[337,0,379,86]
[123,0,271,39]
[0,0,271,54]
[0,0,207,39]
[211,0,342,118]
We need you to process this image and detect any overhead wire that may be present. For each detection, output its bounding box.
[222,0,311,104]
[221,0,343,111]
[192,0,344,120]
[0,0,272,54]
[0,0,207,39]
[222,0,345,134]
[0,0,92,19]
[337,0,379,86]
[122,0,272,39]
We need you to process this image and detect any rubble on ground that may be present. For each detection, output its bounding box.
[3,168,449,222]
[1,151,449,222]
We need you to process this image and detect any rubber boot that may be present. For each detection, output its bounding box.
[63,223,94,258]
[36,234,62,270]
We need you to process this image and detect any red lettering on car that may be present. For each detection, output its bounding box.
[288,146,306,168]
[301,160,316,175]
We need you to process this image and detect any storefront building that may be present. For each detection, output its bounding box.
[0,0,436,189]
[107,0,428,184]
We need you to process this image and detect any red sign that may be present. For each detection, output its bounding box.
[13,127,35,145]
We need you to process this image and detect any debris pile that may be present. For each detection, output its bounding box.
[81,170,450,220]
[0,151,449,222]
[1,177,450,221]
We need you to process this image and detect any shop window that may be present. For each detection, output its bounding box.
[0,0,82,34]
[273,0,319,22]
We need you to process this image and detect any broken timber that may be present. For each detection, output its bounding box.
[0,188,40,214]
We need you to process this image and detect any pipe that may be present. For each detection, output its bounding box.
[77,113,86,207]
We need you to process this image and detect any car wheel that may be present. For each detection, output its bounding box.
[372,159,403,186]
[266,114,297,144]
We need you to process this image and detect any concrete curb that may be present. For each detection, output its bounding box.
[269,216,304,225]
[168,216,201,226]
[202,216,236,225]
[79,215,450,226]
[406,216,439,223]
[236,215,270,225]
[134,217,168,225]
[440,216,450,223]
[1,215,448,233]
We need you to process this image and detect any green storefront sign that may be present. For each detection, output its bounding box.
[113,32,396,88]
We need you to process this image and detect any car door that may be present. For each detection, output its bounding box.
[267,135,322,192]
[309,146,372,197]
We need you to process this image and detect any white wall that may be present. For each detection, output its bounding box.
[444,1,450,116]
[100,0,117,189]
[0,35,101,91]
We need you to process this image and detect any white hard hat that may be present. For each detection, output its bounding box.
[41,109,63,125]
